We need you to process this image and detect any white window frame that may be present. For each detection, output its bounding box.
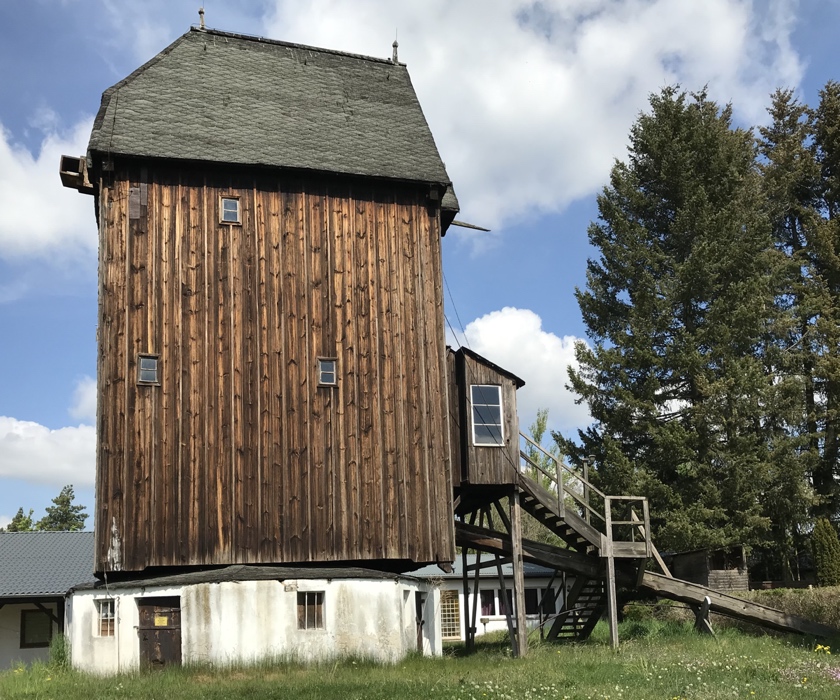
[439,589,461,640]
[96,598,116,637]
[220,196,241,224]
[317,358,338,387]
[470,384,504,447]
[137,354,160,385]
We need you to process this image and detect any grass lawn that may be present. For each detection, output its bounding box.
[3,621,840,699]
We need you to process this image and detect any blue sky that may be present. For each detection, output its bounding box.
[0,0,838,528]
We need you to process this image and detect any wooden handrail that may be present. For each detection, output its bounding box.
[519,433,608,500]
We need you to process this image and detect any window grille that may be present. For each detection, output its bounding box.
[97,599,115,636]
[297,591,324,630]
[440,590,461,640]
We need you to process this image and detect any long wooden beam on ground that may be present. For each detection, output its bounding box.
[639,572,838,638]
[455,521,601,579]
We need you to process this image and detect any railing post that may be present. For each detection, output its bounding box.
[604,496,619,650]
[555,459,565,519]
[582,456,591,525]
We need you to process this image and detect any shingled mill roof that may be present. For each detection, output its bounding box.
[89,27,457,210]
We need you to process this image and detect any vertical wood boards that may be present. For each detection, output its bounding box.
[95,165,455,573]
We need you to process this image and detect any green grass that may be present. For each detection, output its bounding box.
[3,621,840,699]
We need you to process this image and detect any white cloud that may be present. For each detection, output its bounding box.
[69,375,97,424]
[263,0,803,234]
[0,417,95,488]
[0,118,96,259]
[457,307,590,437]
[0,514,10,530]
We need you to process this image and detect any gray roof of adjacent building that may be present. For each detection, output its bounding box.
[89,27,457,213]
[408,555,556,580]
[0,531,95,597]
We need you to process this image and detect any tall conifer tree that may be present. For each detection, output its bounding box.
[561,88,777,551]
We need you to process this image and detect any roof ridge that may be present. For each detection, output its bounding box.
[190,27,405,66]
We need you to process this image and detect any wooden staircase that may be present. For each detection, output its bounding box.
[546,576,606,641]
[515,444,650,642]
[454,431,839,650]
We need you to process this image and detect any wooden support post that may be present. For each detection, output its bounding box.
[604,498,619,650]
[470,548,482,648]
[461,542,473,651]
[693,596,715,636]
[494,554,517,650]
[510,490,528,658]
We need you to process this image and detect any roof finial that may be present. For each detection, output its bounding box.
[392,37,399,63]
[198,7,206,30]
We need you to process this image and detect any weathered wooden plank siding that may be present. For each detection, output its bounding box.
[457,352,520,487]
[97,166,454,572]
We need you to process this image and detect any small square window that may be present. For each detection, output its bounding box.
[97,599,115,637]
[297,591,324,630]
[318,358,337,386]
[20,610,52,649]
[137,355,159,385]
[221,197,240,224]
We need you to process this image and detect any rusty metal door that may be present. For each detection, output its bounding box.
[137,597,182,670]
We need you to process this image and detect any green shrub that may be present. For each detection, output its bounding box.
[48,634,70,670]
[732,585,840,631]
[813,518,840,587]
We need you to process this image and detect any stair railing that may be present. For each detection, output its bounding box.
[519,432,606,527]
[519,433,651,556]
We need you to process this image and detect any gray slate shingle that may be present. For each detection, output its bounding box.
[90,28,456,203]
[0,532,95,597]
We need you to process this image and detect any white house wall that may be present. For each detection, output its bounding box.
[0,602,59,669]
[442,577,566,641]
[68,577,439,675]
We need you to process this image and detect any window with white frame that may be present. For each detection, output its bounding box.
[317,358,337,386]
[470,385,504,446]
[479,589,496,616]
[220,196,240,224]
[297,591,324,630]
[440,590,461,640]
[137,355,160,385]
[97,599,115,637]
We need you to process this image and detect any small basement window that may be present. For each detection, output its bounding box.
[97,599,115,637]
[470,385,504,446]
[297,591,324,630]
[137,355,160,385]
[20,609,52,649]
[317,358,337,386]
[220,196,240,224]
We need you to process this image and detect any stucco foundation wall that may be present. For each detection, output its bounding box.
[68,585,181,675]
[69,577,440,675]
[183,578,429,664]
[0,602,59,669]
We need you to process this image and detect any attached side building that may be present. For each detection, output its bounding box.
[0,532,95,669]
[63,28,459,575]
